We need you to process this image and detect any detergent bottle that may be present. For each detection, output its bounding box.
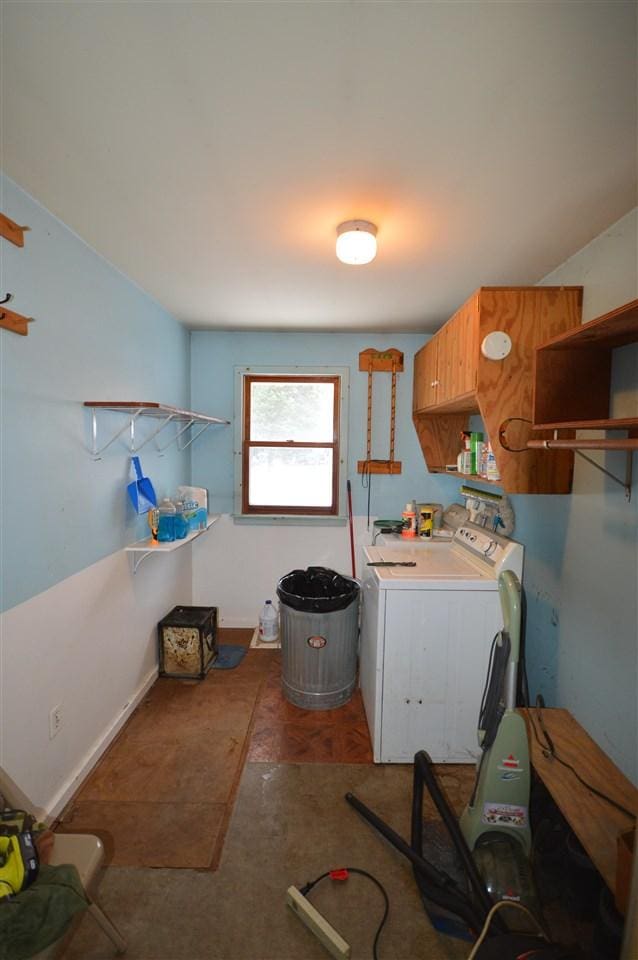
[258,600,279,643]
[157,498,176,542]
[401,502,417,538]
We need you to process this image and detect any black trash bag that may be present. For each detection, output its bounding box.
[277,566,359,613]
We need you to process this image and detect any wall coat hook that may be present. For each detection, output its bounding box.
[0,213,30,247]
[0,306,34,336]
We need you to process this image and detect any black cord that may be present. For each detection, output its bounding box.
[518,586,530,708]
[300,867,390,960]
[528,697,636,821]
[478,631,510,751]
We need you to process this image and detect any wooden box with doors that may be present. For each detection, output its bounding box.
[412,286,583,494]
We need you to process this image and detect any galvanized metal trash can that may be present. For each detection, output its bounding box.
[277,567,360,710]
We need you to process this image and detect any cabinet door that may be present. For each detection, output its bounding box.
[380,589,500,763]
[438,300,478,405]
[380,591,450,762]
[413,338,439,411]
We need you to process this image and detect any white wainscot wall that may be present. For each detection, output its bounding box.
[192,514,372,626]
[0,546,192,817]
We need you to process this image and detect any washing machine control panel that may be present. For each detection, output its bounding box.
[454,524,524,580]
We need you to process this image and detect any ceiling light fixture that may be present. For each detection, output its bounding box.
[336,220,377,265]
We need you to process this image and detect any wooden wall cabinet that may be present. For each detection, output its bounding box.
[412,286,583,494]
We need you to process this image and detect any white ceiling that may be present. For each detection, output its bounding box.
[3,2,637,332]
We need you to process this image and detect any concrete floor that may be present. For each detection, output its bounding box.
[61,762,472,960]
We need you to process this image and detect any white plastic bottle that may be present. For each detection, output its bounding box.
[258,600,279,643]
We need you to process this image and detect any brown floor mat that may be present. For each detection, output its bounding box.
[56,629,276,869]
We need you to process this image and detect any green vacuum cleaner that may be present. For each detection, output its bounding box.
[459,569,539,926]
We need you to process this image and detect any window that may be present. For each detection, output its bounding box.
[235,368,348,520]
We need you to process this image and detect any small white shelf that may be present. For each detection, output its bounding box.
[84,401,230,459]
[125,516,219,573]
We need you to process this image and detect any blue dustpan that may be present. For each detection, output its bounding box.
[127,456,157,514]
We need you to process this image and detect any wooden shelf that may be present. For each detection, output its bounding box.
[430,468,502,485]
[533,299,638,430]
[530,299,638,495]
[125,516,219,573]
[84,401,229,458]
[534,418,638,431]
[84,401,229,424]
[520,708,638,900]
[534,299,638,351]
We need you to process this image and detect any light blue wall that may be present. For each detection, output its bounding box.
[0,175,191,612]
[190,331,459,519]
[518,209,638,780]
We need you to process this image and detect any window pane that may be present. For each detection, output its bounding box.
[248,447,333,507]
[250,381,334,442]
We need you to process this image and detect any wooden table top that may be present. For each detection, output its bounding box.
[519,707,637,893]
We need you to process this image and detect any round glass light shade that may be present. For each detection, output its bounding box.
[336,220,377,265]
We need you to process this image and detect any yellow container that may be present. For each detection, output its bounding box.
[417,503,442,533]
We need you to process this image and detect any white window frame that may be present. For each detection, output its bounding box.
[233,365,349,524]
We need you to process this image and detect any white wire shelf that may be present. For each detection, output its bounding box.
[84,401,230,458]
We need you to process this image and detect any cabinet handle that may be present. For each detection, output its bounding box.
[405,698,410,704]
[418,699,423,704]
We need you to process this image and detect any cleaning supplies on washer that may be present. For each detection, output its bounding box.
[418,508,433,539]
[401,501,417,538]
[258,600,279,642]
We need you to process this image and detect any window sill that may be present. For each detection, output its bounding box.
[232,514,347,526]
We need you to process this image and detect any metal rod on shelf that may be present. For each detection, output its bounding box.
[528,438,638,450]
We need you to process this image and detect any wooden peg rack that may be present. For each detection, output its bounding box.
[0,213,29,247]
[357,348,404,475]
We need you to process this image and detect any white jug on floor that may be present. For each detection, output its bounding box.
[258,600,279,643]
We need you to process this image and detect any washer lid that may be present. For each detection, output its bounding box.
[365,546,489,580]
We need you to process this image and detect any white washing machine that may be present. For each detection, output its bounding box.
[359,510,524,764]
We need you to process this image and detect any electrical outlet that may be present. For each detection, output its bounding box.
[49,704,63,739]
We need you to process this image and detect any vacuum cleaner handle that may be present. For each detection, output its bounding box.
[498,569,522,715]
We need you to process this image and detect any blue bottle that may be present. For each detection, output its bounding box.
[157,498,176,542]
[174,500,188,540]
